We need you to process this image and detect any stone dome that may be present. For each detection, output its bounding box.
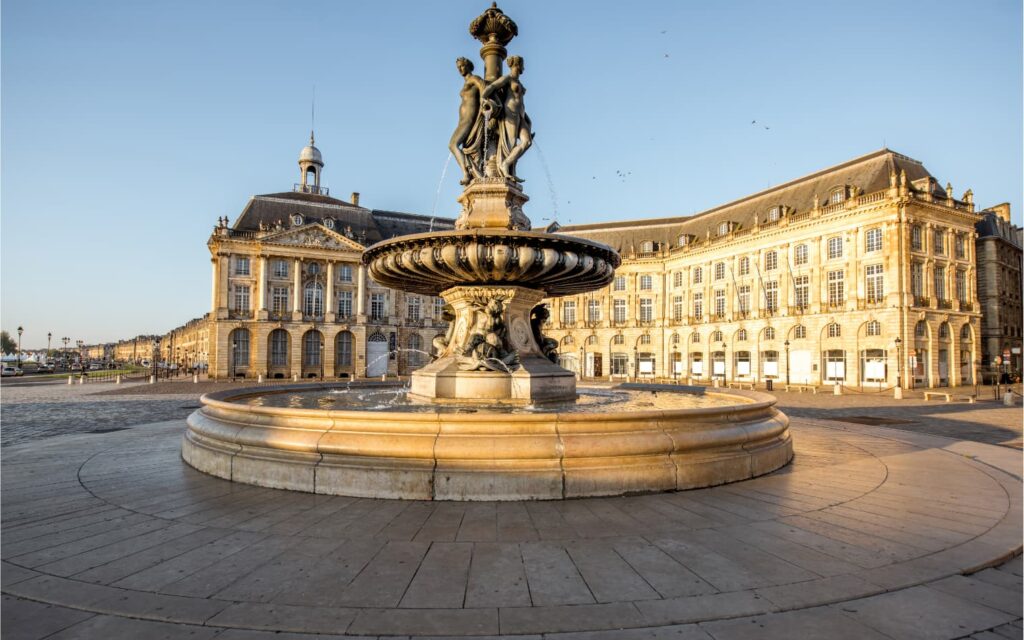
[298,132,323,166]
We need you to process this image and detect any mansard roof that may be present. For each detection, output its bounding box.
[231,190,455,246]
[558,148,936,252]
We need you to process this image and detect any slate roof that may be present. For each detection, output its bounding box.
[556,149,939,252]
[231,190,454,246]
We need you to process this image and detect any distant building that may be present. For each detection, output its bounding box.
[544,149,984,389]
[975,204,1022,376]
[204,134,455,379]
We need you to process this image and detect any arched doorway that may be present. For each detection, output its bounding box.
[267,329,290,379]
[336,331,354,378]
[301,330,323,378]
[959,324,974,385]
[366,331,389,377]
[227,328,250,378]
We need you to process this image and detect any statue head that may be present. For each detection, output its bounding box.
[456,57,474,75]
[506,55,524,74]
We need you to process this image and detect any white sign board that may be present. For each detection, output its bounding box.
[737,361,751,376]
[674,361,684,374]
[864,360,886,380]
[713,360,725,375]
[639,360,654,374]
[691,361,704,375]
[763,361,779,376]
[826,361,845,380]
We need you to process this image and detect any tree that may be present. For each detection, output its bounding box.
[0,331,15,354]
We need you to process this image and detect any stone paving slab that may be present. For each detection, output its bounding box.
[1,407,1021,638]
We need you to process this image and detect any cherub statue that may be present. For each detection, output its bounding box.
[430,304,456,360]
[530,304,559,363]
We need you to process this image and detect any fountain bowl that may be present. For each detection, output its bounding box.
[182,382,792,501]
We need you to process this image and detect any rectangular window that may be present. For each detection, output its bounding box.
[339,264,353,282]
[827,270,844,306]
[613,276,626,291]
[911,262,924,297]
[865,264,884,302]
[234,256,250,276]
[738,285,751,315]
[587,299,601,323]
[955,269,968,302]
[370,293,386,320]
[933,229,945,255]
[738,256,750,275]
[827,237,843,260]
[272,259,288,278]
[911,225,923,250]
[407,296,421,321]
[693,292,703,319]
[233,285,250,311]
[693,267,703,284]
[765,281,778,312]
[934,265,946,301]
[764,251,778,271]
[613,299,627,323]
[714,263,725,280]
[563,300,577,324]
[338,291,353,318]
[672,295,684,322]
[434,297,444,319]
[824,350,846,382]
[865,228,882,253]
[714,290,726,318]
[611,353,629,376]
[793,245,808,266]
[794,276,809,308]
[673,271,684,288]
[271,286,289,313]
[639,275,653,290]
[954,235,965,259]
[639,298,654,322]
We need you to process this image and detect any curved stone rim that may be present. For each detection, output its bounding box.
[183,382,792,501]
[361,229,622,296]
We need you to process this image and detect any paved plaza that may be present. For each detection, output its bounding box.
[1,380,1021,639]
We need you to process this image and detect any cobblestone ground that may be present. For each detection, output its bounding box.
[2,378,1020,449]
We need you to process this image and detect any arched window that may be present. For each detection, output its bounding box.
[612,334,625,345]
[915,321,928,338]
[336,331,353,367]
[670,333,680,344]
[829,188,845,205]
[866,320,881,336]
[764,327,776,340]
[960,324,971,341]
[562,335,575,346]
[586,334,597,345]
[291,213,304,226]
[939,322,950,339]
[407,334,425,367]
[736,329,747,341]
[304,282,323,317]
[303,331,322,367]
[677,234,690,247]
[639,334,651,345]
[229,328,250,368]
[711,330,723,342]
[827,323,841,338]
[793,325,807,339]
[691,332,701,344]
[269,329,289,366]
[323,218,335,230]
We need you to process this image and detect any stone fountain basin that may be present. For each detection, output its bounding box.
[362,229,621,296]
[182,383,792,501]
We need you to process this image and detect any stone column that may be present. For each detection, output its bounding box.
[325,261,336,322]
[356,265,367,317]
[292,259,303,321]
[210,258,218,316]
[217,256,229,319]
[256,256,268,320]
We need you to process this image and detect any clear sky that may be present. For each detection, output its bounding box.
[2,0,1021,347]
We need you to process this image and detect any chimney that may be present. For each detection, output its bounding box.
[351,192,360,207]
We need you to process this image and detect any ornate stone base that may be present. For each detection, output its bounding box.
[414,284,574,404]
[455,177,530,230]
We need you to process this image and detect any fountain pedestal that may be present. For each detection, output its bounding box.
[410,285,575,404]
[455,177,531,231]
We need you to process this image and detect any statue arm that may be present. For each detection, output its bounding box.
[481,75,510,100]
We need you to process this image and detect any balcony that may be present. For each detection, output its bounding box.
[959,301,974,312]
[369,314,387,324]
[293,183,330,196]
[713,312,727,321]
[228,309,254,320]
[789,304,808,315]
[826,301,845,310]
[637,319,656,327]
[937,299,953,310]
[913,296,931,308]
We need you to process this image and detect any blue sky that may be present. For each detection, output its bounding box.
[3,0,1021,346]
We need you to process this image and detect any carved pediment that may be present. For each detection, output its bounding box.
[263,224,364,251]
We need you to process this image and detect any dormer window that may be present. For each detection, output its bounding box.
[639,241,655,253]
[828,188,845,205]
[717,221,733,236]
[323,218,335,230]
[767,207,781,222]
[677,234,692,247]
[291,213,304,226]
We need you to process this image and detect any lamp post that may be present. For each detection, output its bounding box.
[152,339,160,381]
[894,337,903,399]
[229,340,236,380]
[47,332,52,363]
[633,346,638,381]
[62,336,69,368]
[76,340,83,366]
[672,346,678,382]
[16,326,23,368]
[579,345,585,380]
[721,341,728,384]
[320,341,325,380]
[784,339,790,386]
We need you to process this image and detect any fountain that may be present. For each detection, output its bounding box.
[183,4,792,500]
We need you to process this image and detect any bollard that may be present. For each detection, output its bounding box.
[712,378,720,388]
[257,374,263,384]
[766,379,774,391]
[382,374,387,382]
[149,375,156,384]
[116,375,122,384]
[78,375,84,385]
[1004,392,1014,406]
[193,373,199,384]
[894,386,903,400]
[293,374,299,382]
[68,375,73,385]
[833,383,841,395]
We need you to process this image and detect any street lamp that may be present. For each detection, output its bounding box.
[229,341,237,379]
[579,345,585,380]
[76,340,83,366]
[633,346,638,381]
[62,336,69,367]
[47,332,52,363]
[153,339,161,381]
[721,341,728,384]
[16,326,23,368]
[672,346,678,382]
[320,341,325,379]
[784,339,790,386]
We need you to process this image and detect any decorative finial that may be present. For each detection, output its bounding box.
[310,130,315,146]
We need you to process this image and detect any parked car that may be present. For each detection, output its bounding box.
[71,363,83,371]
[88,362,103,371]
[38,364,55,373]
[1,366,24,377]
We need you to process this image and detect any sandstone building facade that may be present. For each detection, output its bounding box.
[544,149,984,389]
[975,204,1022,375]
